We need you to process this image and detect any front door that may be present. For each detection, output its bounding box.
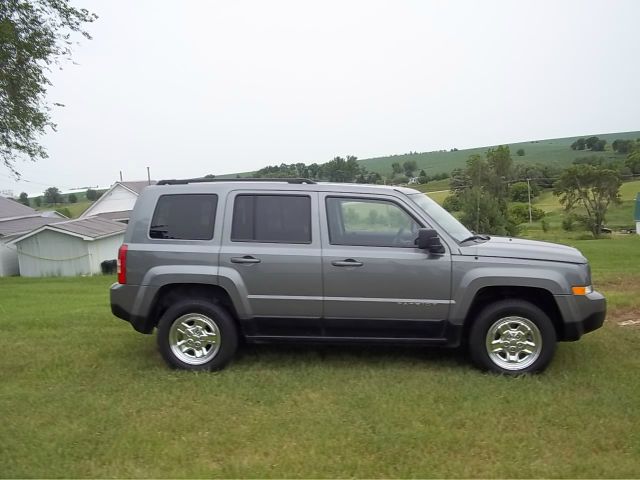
[320,194,452,339]
[219,190,322,337]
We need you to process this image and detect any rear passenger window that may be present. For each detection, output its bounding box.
[150,194,217,240]
[231,195,311,243]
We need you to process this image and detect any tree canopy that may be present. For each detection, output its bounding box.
[553,164,621,237]
[0,0,96,176]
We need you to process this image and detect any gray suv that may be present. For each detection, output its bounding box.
[110,178,605,374]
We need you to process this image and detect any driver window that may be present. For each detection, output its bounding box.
[326,197,420,247]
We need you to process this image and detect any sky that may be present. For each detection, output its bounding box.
[2,0,639,196]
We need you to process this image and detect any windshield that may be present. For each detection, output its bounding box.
[408,193,472,243]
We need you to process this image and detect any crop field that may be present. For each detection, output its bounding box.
[1,232,639,477]
[359,131,639,176]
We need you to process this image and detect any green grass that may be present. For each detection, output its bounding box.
[1,236,639,477]
[35,200,92,218]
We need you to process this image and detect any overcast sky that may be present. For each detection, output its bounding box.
[2,0,639,195]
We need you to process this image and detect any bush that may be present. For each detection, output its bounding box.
[86,188,97,201]
[516,148,525,156]
[510,182,538,202]
[68,193,77,203]
[392,175,408,184]
[562,214,576,232]
[509,204,545,224]
[541,219,550,233]
[442,195,462,212]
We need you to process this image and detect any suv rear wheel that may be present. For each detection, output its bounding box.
[157,299,238,371]
[468,299,557,374]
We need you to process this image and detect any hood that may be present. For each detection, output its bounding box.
[459,236,587,264]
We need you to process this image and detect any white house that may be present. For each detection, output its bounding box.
[10,216,126,277]
[0,196,66,276]
[81,180,156,222]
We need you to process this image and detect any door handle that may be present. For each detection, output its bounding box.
[231,256,261,264]
[331,259,363,267]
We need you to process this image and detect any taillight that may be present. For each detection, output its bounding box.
[117,244,128,284]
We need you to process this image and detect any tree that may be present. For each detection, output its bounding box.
[516,148,525,156]
[43,186,62,205]
[626,148,640,174]
[591,139,606,151]
[454,148,519,236]
[402,160,417,177]
[86,188,97,201]
[18,191,29,206]
[34,196,41,207]
[585,136,599,149]
[611,139,635,154]
[391,162,402,175]
[68,193,77,203]
[0,0,97,176]
[553,164,621,237]
[571,138,586,150]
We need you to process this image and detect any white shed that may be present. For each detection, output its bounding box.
[0,196,67,276]
[10,217,126,277]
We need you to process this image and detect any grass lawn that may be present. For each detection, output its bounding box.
[1,235,639,477]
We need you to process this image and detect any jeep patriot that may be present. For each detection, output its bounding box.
[110,178,606,374]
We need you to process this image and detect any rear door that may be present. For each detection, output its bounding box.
[219,190,322,337]
[320,193,452,339]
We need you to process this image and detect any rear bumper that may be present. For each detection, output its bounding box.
[110,283,158,334]
[554,290,606,341]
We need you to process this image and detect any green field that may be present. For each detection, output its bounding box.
[1,234,639,477]
[360,131,639,176]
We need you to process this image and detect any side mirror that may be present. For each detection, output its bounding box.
[416,228,446,254]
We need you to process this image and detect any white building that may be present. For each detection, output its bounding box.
[81,181,156,222]
[0,196,66,276]
[10,217,126,277]
[634,193,640,235]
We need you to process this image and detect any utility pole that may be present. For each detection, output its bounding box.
[527,178,533,223]
[119,170,123,182]
[147,167,151,185]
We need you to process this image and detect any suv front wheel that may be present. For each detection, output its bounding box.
[157,299,238,371]
[468,299,557,374]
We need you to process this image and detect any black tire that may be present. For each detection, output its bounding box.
[157,298,238,371]
[468,299,557,375]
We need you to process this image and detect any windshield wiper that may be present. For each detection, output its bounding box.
[460,234,491,243]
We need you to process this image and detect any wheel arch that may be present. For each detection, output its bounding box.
[460,285,565,343]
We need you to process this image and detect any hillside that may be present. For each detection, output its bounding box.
[358,131,640,176]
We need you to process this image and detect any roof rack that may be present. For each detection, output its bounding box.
[156,177,317,185]
[157,177,316,185]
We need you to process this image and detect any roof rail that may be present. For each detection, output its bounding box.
[156,177,317,185]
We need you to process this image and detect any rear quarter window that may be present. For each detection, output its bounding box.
[149,194,218,240]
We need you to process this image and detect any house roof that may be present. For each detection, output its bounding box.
[0,196,37,219]
[95,210,131,221]
[0,216,66,238]
[120,180,156,195]
[10,216,126,244]
[79,180,156,218]
[49,216,127,239]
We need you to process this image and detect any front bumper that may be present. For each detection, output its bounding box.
[554,290,606,341]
